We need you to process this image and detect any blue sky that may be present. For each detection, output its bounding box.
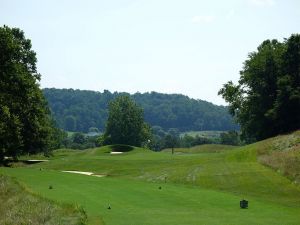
[1,0,299,105]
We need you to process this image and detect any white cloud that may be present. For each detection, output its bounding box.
[248,0,275,6]
[191,15,215,24]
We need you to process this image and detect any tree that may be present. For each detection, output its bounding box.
[0,106,22,160]
[180,134,195,148]
[191,135,212,146]
[219,35,300,142]
[88,127,99,133]
[273,35,300,133]
[163,128,180,154]
[220,131,240,145]
[72,132,86,145]
[104,95,150,146]
[0,25,56,161]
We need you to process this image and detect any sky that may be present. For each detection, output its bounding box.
[1,0,299,105]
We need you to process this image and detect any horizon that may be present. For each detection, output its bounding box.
[42,87,225,106]
[2,0,300,105]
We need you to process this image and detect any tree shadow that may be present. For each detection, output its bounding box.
[109,145,134,152]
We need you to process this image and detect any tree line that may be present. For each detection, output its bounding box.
[62,128,241,151]
[56,96,241,151]
[43,88,239,133]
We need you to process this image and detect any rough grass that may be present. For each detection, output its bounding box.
[250,130,300,183]
[0,175,87,225]
[163,144,237,153]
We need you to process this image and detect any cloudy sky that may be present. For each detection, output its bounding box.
[1,0,299,105]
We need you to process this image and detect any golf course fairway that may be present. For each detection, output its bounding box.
[1,132,300,225]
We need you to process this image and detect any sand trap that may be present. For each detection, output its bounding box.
[27,159,49,162]
[110,151,123,155]
[63,171,93,175]
[62,170,106,177]
[92,174,106,177]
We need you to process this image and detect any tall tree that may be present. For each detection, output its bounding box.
[104,95,150,146]
[273,35,300,133]
[0,26,56,161]
[219,35,300,142]
[220,131,240,145]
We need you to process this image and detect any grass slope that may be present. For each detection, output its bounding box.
[255,130,300,183]
[1,131,300,224]
[163,144,238,153]
[0,175,86,225]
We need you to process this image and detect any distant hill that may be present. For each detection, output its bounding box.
[43,88,238,132]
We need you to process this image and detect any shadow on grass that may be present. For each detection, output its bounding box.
[1,159,48,168]
[109,145,134,152]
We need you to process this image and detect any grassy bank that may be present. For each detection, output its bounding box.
[0,174,86,225]
[255,130,300,183]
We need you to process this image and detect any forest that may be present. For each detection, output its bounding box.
[43,88,238,133]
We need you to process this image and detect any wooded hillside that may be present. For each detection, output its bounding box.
[43,88,238,132]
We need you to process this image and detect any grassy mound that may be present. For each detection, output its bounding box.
[235,130,300,183]
[109,144,134,152]
[0,175,86,225]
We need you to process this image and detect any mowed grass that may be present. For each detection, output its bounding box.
[163,144,238,153]
[1,131,300,224]
[1,167,300,225]
[23,145,300,206]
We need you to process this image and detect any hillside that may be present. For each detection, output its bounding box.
[251,130,300,184]
[43,88,238,132]
[1,131,299,224]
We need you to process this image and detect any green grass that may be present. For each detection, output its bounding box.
[1,167,300,225]
[22,145,300,206]
[1,131,300,224]
[163,144,238,153]
[0,174,86,225]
